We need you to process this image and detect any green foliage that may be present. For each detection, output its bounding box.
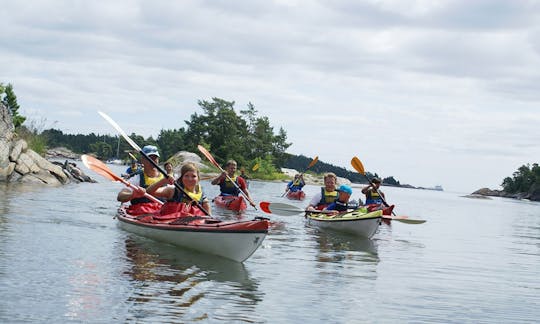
[1,83,26,128]
[502,163,540,194]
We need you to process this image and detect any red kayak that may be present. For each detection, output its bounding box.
[116,206,268,262]
[213,195,247,212]
[286,190,306,200]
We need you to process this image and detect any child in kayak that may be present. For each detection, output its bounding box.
[285,174,305,193]
[146,162,212,218]
[323,184,359,216]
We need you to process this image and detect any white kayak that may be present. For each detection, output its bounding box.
[305,209,382,238]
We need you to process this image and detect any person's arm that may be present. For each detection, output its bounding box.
[211,172,226,185]
[146,176,174,199]
[361,186,371,194]
[306,192,322,211]
[117,175,145,202]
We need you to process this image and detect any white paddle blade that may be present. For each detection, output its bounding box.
[98,111,141,151]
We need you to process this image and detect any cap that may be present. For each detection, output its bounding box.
[337,184,352,195]
[142,145,160,157]
[371,177,381,184]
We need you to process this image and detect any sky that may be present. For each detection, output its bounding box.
[1,0,539,193]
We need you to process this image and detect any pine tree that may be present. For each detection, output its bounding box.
[2,83,26,128]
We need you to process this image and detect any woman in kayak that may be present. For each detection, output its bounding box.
[306,172,338,211]
[146,162,212,218]
[117,145,165,215]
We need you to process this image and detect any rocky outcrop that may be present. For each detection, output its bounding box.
[0,103,69,185]
[471,187,539,201]
[166,151,206,176]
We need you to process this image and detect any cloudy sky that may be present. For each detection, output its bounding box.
[1,0,539,193]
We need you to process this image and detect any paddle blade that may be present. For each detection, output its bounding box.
[98,111,141,152]
[81,154,122,182]
[351,157,366,175]
[307,156,319,170]
[382,215,426,224]
[197,145,221,169]
[259,201,304,216]
[252,163,259,171]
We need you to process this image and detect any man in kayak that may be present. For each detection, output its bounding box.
[323,184,359,216]
[306,172,338,211]
[117,145,165,215]
[362,177,385,205]
[211,159,255,206]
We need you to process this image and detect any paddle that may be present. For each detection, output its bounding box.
[351,156,396,216]
[98,111,211,216]
[197,145,257,210]
[81,154,163,205]
[252,163,259,172]
[259,201,425,224]
[282,156,318,197]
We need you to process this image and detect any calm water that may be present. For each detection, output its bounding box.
[1,164,538,323]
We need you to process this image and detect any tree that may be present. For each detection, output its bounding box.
[1,83,26,128]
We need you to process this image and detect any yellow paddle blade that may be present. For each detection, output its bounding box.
[252,163,260,171]
[351,156,366,175]
[307,156,319,169]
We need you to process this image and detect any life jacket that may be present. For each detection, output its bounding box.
[316,187,338,209]
[288,180,305,192]
[157,184,207,219]
[219,176,241,196]
[365,189,383,205]
[130,171,165,205]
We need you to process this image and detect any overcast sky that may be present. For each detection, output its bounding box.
[1,0,539,193]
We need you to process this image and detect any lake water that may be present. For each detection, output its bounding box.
[1,164,538,323]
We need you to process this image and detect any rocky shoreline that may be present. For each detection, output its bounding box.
[0,103,94,185]
[465,187,540,201]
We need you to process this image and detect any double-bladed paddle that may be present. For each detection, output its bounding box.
[98,111,210,216]
[81,154,163,205]
[197,145,257,210]
[259,201,425,224]
[282,156,318,197]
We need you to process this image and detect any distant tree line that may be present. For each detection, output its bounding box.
[502,163,540,194]
[283,154,400,185]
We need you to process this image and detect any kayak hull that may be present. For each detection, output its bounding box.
[213,195,247,212]
[305,209,382,238]
[286,190,306,200]
[116,207,268,262]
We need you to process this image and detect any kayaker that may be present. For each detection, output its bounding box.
[238,167,250,188]
[146,162,211,218]
[164,162,178,179]
[362,177,386,205]
[285,174,305,193]
[306,172,338,211]
[211,159,254,205]
[323,184,359,216]
[122,160,141,179]
[117,145,165,215]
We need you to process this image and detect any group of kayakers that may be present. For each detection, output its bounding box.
[116,144,387,218]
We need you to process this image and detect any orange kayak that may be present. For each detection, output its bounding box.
[213,195,247,212]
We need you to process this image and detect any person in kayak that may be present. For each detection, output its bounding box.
[238,167,250,188]
[146,162,211,218]
[211,159,254,204]
[306,172,338,211]
[117,145,165,215]
[122,160,141,179]
[164,162,178,179]
[362,177,385,205]
[285,173,305,194]
[323,184,359,216]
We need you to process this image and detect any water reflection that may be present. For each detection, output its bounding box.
[121,235,264,322]
[310,228,379,263]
